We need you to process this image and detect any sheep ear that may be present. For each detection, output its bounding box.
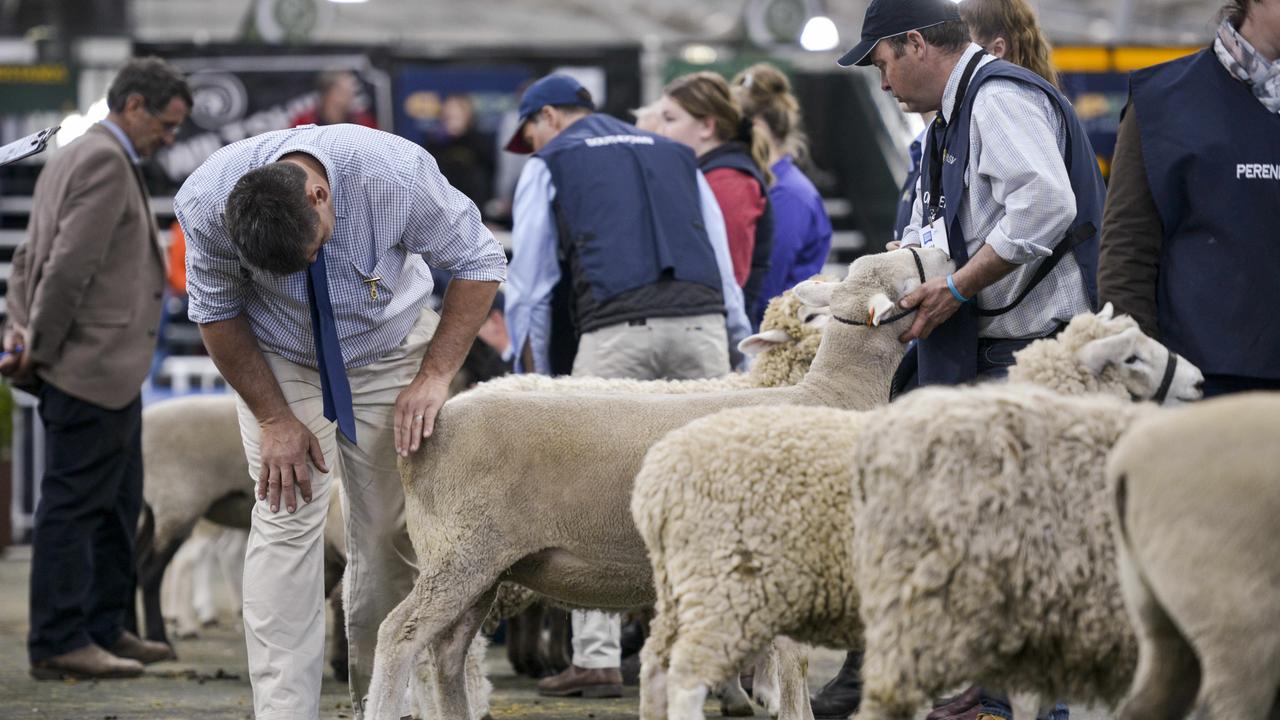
[1077,327,1142,374]
[738,329,791,356]
[867,293,896,326]
[793,280,835,309]
[1097,302,1115,321]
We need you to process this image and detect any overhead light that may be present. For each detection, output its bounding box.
[682,44,719,65]
[328,0,368,3]
[800,15,839,52]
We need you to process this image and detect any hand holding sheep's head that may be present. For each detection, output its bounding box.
[1075,303,1205,405]
[790,247,954,330]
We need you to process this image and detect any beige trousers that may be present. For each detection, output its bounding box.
[236,307,438,720]
[570,312,729,668]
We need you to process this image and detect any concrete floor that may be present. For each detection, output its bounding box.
[0,545,1110,719]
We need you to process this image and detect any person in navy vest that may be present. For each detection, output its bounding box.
[844,0,1105,389]
[1099,0,1280,398]
[502,73,750,699]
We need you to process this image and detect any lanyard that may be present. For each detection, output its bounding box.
[925,50,987,224]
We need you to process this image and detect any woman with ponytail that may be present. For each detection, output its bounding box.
[731,63,833,325]
[658,72,774,326]
[958,0,1060,87]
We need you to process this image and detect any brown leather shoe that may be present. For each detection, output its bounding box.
[109,630,176,664]
[30,643,144,680]
[536,664,623,698]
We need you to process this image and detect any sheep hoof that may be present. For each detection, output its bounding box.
[720,697,756,717]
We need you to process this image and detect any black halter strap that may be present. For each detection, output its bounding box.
[831,247,928,327]
[1151,348,1179,405]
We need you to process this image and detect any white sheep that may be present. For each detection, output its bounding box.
[1109,392,1280,720]
[630,304,1205,720]
[363,246,956,720]
[849,379,1203,720]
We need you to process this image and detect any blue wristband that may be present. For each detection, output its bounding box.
[946,274,972,303]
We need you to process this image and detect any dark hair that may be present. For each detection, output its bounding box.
[886,20,972,57]
[224,163,319,275]
[1222,0,1260,26]
[106,56,192,114]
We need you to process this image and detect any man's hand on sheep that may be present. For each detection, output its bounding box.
[257,416,327,514]
[394,372,451,457]
[898,277,962,342]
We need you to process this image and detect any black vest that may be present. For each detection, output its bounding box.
[537,114,725,334]
[1131,48,1280,380]
[700,142,774,329]
[917,55,1106,386]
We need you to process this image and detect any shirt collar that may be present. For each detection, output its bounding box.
[98,119,140,165]
[270,141,348,219]
[940,43,988,125]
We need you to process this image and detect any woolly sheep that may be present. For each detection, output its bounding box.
[1109,393,1280,720]
[851,383,1199,720]
[630,304,1205,720]
[362,247,955,720]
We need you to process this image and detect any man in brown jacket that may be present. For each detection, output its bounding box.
[0,57,190,680]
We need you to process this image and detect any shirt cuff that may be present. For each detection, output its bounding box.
[985,225,1052,265]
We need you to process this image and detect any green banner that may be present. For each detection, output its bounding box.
[0,64,76,113]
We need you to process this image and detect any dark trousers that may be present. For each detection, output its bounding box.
[1202,373,1280,398]
[28,383,143,663]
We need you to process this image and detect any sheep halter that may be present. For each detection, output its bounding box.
[1149,347,1180,405]
[831,247,927,327]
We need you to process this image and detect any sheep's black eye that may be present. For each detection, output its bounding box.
[1124,355,1141,365]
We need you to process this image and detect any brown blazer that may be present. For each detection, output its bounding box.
[6,124,167,409]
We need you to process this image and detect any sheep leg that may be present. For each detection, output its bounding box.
[667,624,762,720]
[417,591,495,720]
[1114,545,1200,720]
[138,534,184,647]
[714,676,755,717]
[1187,640,1280,720]
[366,583,436,719]
[857,619,931,720]
[772,637,813,720]
[639,608,677,720]
[752,642,783,716]
[1008,692,1045,720]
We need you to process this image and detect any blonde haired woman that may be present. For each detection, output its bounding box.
[958,0,1060,87]
[731,63,833,325]
[658,72,774,326]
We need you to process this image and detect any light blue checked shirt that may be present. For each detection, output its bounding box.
[176,124,507,369]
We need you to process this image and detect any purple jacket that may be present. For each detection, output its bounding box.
[753,155,832,322]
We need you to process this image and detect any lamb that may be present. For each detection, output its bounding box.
[630,303,1205,720]
[362,246,956,720]
[1109,393,1280,720]
[850,380,1204,720]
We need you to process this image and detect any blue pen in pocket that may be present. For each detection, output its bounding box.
[0,344,25,361]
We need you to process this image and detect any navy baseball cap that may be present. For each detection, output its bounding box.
[838,0,963,67]
[504,74,595,154]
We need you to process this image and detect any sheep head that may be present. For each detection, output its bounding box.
[793,247,952,331]
[1011,303,1205,405]
[738,279,833,386]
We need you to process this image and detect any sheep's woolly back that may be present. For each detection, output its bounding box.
[1007,311,1139,397]
[467,282,828,396]
[853,384,1157,710]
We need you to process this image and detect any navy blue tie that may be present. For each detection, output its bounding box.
[306,247,357,443]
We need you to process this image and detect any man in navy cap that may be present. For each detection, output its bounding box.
[805,1,1106,718]
[503,73,750,699]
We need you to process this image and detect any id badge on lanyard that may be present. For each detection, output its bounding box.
[919,215,950,258]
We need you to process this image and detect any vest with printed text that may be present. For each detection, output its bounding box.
[1131,48,1280,380]
[537,113,725,334]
